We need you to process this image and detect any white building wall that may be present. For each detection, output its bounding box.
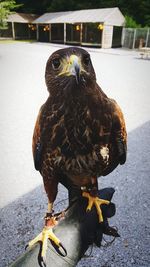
[102,25,113,48]
[105,7,125,26]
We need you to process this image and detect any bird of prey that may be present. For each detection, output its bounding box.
[28,47,127,263]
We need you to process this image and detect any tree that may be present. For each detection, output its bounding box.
[15,0,52,14]
[119,0,150,27]
[125,15,141,28]
[15,0,150,27]
[0,0,20,29]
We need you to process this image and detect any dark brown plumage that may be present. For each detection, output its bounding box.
[33,47,127,204]
[29,47,127,262]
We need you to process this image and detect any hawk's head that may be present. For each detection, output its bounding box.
[45,47,96,96]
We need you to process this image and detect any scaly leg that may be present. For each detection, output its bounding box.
[27,201,67,265]
[82,178,110,223]
[82,192,110,222]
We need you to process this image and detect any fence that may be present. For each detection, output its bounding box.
[122,27,150,49]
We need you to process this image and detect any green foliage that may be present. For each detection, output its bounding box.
[119,0,150,27]
[125,15,141,28]
[0,0,21,29]
[15,0,150,27]
[15,0,52,14]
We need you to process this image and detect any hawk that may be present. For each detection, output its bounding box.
[28,47,127,263]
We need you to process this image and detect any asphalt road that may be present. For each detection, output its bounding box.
[0,42,150,267]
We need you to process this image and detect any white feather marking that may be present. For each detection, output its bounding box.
[100,146,109,164]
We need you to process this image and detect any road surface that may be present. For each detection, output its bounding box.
[0,42,150,267]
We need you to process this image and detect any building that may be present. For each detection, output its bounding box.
[33,7,125,48]
[0,8,125,48]
[0,13,39,40]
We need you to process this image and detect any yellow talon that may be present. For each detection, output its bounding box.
[28,226,62,259]
[82,191,110,222]
[27,214,67,263]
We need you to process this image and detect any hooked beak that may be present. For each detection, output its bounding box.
[69,55,81,84]
[58,54,81,84]
[74,62,80,84]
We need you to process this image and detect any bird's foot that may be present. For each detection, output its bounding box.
[26,215,67,266]
[82,191,110,222]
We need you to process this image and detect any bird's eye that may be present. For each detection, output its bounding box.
[52,58,61,70]
[83,55,90,66]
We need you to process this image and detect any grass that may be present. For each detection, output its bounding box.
[0,39,37,44]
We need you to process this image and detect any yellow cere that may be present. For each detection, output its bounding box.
[58,54,86,77]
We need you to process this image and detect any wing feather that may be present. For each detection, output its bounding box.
[110,99,127,164]
[32,106,43,171]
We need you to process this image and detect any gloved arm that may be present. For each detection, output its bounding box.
[10,187,119,267]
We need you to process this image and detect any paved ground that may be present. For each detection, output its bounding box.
[0,42,150,267]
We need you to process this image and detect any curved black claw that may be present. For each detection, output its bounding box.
[51,240,67,257]
[40,257,47,267]
[38,244,47,267]
[25,244,29,250]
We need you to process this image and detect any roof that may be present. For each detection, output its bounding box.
[33,7,125,26]
[6,13,39,23]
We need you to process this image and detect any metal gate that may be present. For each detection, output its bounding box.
[122,28,150,49]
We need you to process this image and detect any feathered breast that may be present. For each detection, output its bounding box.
[37,92,114,179]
